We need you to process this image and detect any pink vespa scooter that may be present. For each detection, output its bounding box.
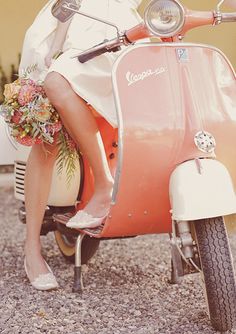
[16,0,236,331]
[51,0,236,330]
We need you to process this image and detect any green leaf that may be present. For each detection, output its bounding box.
[55,128,78,186]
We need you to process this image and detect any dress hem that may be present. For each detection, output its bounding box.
[47,69,118,129]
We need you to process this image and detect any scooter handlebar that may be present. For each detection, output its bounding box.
[77,37,126,63]
[221,12,236,22]
[78,45,111,63]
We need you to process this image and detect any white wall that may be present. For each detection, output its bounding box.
[0,0,46,77]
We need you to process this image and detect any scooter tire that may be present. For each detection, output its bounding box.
[54,231,100,265]
[194,216,236,332]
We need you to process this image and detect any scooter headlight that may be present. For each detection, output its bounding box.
[144,0,185,38]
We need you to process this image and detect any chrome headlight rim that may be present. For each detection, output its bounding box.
[144,0,185,38]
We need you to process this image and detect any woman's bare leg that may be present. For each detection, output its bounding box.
[24,142,58,280]
[44,72,114,218]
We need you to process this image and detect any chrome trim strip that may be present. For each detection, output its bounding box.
[16,162,26,166]
[16,182,24,186]
[111,56,125,203]
[15,172,25,176]
[15,168,26,172]
[16,186,24,191]
[16,178,24,182]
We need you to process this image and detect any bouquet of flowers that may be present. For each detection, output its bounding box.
[0,75,78,184]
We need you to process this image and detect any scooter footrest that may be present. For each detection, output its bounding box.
[53,212,104,235]
[53,212,75,224]
[83,225,104,235]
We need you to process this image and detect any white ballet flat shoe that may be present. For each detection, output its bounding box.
[24,258,59,291]
[66,210,107,229]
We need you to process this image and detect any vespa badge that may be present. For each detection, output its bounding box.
[194,131,216,153]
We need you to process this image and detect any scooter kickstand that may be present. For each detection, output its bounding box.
[73,232,85,293]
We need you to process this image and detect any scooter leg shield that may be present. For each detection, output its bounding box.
[169,159,236,221]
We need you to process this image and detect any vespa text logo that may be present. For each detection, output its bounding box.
[126,67,166,86]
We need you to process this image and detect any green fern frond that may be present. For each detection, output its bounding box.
[56,128,79,187]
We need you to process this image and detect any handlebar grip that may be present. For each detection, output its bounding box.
[221,12,236,22]
[78,46,108,63]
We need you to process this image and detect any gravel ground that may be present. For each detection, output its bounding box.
[1,186,236,334]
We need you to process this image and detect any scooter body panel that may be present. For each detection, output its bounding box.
[97,43,236,238]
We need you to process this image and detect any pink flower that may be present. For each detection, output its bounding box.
[18,84,37,106]
[11,110,23,125]
[27,79,36,86]
[16,135,43,146]
[47,121,62,134]
[36,85,45,95]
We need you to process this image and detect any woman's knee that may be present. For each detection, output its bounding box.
[44,73,67,106]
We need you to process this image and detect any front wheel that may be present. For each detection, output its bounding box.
[194,216,236,332]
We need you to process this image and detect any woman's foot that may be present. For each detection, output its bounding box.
[84,180,113,217]
[24,247,59,290]
[66,210,107,229]
[67,181,113,229]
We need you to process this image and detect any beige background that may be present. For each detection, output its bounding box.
[0,0,235,77]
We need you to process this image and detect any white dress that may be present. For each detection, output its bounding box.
[19,0,143,127]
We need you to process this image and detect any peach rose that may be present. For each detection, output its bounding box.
[34,98,52,122]
[3,82,21,100]
[35,109,51,122]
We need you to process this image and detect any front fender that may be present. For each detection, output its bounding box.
[169,159,236,221]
